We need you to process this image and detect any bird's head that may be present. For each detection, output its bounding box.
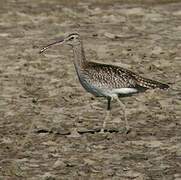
[39,32,81,54]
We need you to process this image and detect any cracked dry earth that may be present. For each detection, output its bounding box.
[0,0,181,180]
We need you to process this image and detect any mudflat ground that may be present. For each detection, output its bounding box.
[0,0,181,179]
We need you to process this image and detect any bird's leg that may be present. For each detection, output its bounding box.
[67,114,81,138]
[115,97,130,132]
[100,97,111,133]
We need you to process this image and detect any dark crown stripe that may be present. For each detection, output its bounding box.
[68,33,79,37]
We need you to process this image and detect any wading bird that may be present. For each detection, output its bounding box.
[40,33,169,133]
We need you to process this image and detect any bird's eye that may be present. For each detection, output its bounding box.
[69,37,74,41]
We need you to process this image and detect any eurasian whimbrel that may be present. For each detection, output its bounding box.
[40,33,169,133]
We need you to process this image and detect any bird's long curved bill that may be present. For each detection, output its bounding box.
[39,37,64,54]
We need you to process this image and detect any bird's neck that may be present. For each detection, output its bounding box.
[72,42,86,70]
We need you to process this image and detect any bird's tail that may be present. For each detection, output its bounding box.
[133,75,169,90]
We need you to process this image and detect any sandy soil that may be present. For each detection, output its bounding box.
[0,0,181,179]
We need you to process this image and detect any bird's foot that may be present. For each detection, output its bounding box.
[67,128,81,138]
[100,128,105,133]
[119,126,131,134]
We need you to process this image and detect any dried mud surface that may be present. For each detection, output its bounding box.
[0,0,181,179]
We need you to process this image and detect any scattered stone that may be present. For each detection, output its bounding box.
[102,15,125,23]
[145,13,163,22]
[2,137,13,144]
[53,159,66,169]
[42,172,56,180]
[42,141,57,146]
[121,7,144,16]
[83,158,95,165]
[104,32,116,39]
[174,173,181,180]
[152,46,163,55]
[173,10,181,16]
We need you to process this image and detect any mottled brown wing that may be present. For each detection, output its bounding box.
[82,62,137,89]
[83,62,169,90]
